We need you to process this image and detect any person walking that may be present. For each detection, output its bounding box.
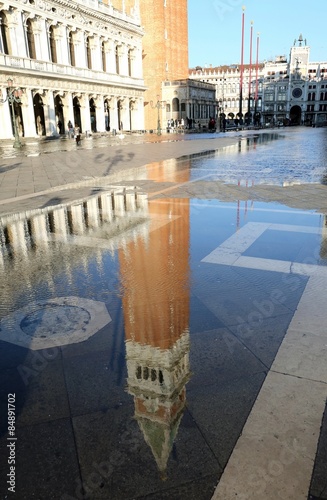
[67,120,74,139]
[57,119,63,134]
[73,124,81,145]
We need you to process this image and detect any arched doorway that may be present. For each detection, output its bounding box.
[244,112,252,125]
[290,105,302,125]
[33,93,45,136]
[254,111,261,126]
[104,99,110,131]
[89,98,96,132]
[172,97,179,121]
[54,95,64,134]
[10,99,24,138]
[73,97,81,131]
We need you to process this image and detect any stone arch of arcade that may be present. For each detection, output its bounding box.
[290,105,302,125]
[9,87,24,138]
[117,99,123,130]
[129,99,136,131]
[33,93,45,136]
[104,99,110,131]
[89,98,96,132]
[54,95,64,134]
[73,96,82,131]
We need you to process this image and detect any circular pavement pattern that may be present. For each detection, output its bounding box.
[20,303,91,338]
[0,296,111,350]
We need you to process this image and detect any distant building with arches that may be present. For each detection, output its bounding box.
[0,0,145,140]
[162,78,216,130]
[189,35,327,127]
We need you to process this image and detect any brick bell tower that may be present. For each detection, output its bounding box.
[112,0,189,130]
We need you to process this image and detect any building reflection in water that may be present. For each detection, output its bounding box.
[0,159,193,477]
[119,159,192,477]
[1,159,326,474]
[0,188,149,317]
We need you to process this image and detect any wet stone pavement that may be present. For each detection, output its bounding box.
[0,128,326,499]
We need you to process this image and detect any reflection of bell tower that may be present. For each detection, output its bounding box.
[119,161,191,475]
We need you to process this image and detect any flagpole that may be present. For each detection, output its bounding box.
[247,21,253,125]
[254,32,260,125]
[239,6,245,123]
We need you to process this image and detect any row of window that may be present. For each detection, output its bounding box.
[303,104,327,112]
[136,366,164,384]
[264,91,327,101]
[0,12,134,75]
[305,92,327,101]
[266,70,288,76]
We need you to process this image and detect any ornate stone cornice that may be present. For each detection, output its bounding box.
[11,73,145,98]
[11,0,144,40]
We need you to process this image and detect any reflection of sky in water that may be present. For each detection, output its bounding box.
[1,195,326,321]
[190,199,326,264]
[189,129,327,185]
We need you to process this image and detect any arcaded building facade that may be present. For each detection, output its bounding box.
[0,0,145,140]
[190,35,327,127]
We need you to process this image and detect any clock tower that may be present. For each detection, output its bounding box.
[289,34,310,78]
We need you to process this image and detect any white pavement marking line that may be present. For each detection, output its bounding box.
[202,222,327,500]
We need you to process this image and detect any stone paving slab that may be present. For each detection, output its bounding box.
[0,134,237,205]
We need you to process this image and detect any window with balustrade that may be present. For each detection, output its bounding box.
[49,26,57,63]
[128,48,132,77]
[115,45,119,74]
[86,36,92,69]
[0,12,10,55]
[101,41,106,72]
[26,19,36,59]
[68,31,75,66]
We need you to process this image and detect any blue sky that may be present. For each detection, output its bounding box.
[188,0,327,68]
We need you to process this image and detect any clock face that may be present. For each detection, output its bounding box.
[292,87,302,98]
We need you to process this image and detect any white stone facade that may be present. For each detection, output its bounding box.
[189,63,264,124]
[0,0,145,139]
[162,78,217,130]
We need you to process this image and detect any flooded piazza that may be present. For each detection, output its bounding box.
[0,128,327,499]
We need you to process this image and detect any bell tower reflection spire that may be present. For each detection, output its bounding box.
[119,161,191,475]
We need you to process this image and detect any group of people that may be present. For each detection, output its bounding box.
[167,118,185,131]
[167,117,203,131]
[167,117,218,132]
[57,119,81,144]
